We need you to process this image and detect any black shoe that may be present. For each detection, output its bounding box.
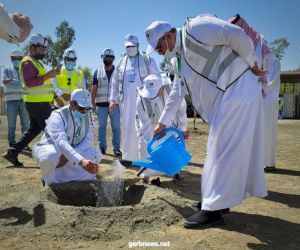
[113,149,122,157]
[3,149,23,167]
[191,202,230,214]
[150,177,161,187]
[20,146,32,157]
[184,210,224,229]
[264,166,276,172]
[23,146,32,152]
[100,148,106,155]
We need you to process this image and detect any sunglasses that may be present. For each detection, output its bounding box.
[74,102,90,112]
[65,58,77,62]
[11,57,23,61]
[78,106,90,111]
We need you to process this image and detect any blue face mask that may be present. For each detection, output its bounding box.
[12,60,21,69]
[71,109,87,120]
[65,61,75,71]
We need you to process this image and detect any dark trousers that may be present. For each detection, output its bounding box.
[13,102,52,152]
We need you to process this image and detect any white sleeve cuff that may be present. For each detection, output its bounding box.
[71,152,84,167]
[244,54,256,68]
[159,110,174,127]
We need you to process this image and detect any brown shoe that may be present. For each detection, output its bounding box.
[173,173,184,183]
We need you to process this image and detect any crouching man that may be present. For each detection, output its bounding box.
[33,89,102,185]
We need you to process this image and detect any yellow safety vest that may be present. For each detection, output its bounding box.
[19,56,53,102]
[54,67,83,106]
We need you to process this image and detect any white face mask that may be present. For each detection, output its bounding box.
[126,47,138,57]
[164,36,176,59]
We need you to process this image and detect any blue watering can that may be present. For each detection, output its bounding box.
[120,127,192,176]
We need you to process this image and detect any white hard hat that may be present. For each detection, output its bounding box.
[29,33,48,48]
[63,48,77,59]
[10,49,24,57]
[124,34,138,47]
[101,48,114,58]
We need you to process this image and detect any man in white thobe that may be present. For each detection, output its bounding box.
[109,34,160,161]
[228,15,281,171]
[136,74,187,184]
[145,14,268,228]
[263,52,281,171]
[32,89,101,185]
[135,74,165,181]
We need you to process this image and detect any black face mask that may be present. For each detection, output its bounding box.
[169,74,175,82]
[103,59,113,67]
[35,53,45,60]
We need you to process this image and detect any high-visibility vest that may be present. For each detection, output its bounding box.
[95,66,113,103]
[182,17,250,92]
[55,67,83,106]
[117,52,150,101]
[19,56,53,102]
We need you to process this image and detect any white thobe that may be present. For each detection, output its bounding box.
[135,94,166,177]
[32,109,101,185]
[161,72,187,131]
[110,55,160,160]
[159,15,267,211]
[263,53,281,167]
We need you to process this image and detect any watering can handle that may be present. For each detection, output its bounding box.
[147,127,185,154]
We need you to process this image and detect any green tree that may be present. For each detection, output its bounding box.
[44,20,75,67]
[77,65,93,89]
[269,38,289,60]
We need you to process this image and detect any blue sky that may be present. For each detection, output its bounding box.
[0,0,299,76]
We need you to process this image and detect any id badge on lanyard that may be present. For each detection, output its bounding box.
[128,69,136,83]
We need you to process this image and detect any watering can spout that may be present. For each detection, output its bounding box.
[131,160,159,172]
[119,159,160,177]
[119,159,158,169]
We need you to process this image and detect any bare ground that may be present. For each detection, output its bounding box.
[0,116,299,250]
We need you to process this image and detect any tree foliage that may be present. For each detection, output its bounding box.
[44,21,75,67]
[269,38,289,60]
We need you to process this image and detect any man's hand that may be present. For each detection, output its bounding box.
[251,63,267,77]
[153,123,166,137]
[3,78,12,84]
[181,131,189,140]
[54,96,64,107]
[61,93,70,102]
[79,159,99,174]
[109,101,116,114]
[10,12,33,43]
[45,69,60,79]
[56,154,68,168]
